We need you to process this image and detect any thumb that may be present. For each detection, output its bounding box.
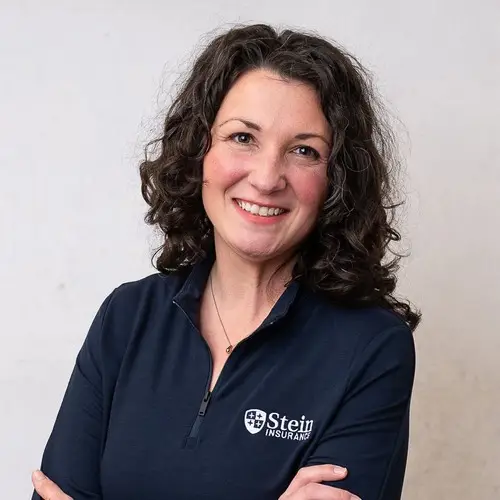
[32,470,73,500]
[280,464,348,498]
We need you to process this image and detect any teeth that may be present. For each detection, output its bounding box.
[236,200,285,217]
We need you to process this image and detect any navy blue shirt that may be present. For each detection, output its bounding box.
[33,255,416,500]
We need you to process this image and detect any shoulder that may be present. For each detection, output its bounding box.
[303,292,416,399]
[303,288,413,338]
[105,269,188,314]
[89,270,188,354]
[299,290,415,373]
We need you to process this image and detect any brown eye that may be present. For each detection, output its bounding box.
[230,132,253,144]
[294,145,320,160]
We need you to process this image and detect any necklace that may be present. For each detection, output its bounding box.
[209,272,234,354]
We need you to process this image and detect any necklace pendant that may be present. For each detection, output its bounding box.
[226,345,233,354]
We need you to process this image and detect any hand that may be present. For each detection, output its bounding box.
[32,470,73,500]
[279,464,361,500]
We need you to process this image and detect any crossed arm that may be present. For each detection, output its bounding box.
[31,297,415,500]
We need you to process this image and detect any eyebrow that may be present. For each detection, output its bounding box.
[218,118,331,147]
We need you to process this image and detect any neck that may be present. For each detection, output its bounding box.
[209,239,296,323]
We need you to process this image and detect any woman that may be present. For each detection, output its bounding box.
[31,23,421,500]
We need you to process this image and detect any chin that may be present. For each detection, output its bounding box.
[226,237,293,263]
[234,246,278,261]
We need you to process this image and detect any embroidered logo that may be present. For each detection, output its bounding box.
[244,408,314,441]
[244,409,267,434]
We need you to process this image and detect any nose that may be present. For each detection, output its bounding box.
[247,151,286,194]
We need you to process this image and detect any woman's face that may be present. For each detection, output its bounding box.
[202,68,332,262]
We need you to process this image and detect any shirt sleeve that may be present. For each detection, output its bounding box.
[304,324,416,500]
[32,291,115,500]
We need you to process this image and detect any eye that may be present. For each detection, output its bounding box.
[229,132,254,144]
[293,145,320,160]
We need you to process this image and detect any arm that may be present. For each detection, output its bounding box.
[32,292,115,500]
[303,324,416,500]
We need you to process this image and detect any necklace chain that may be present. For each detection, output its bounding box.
[209,273,233,354]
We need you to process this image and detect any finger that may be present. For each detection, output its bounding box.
[32,470,73,500]
[290,482,361,500]
[280,464,348,498]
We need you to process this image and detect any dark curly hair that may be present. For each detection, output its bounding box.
[139,23,421,331]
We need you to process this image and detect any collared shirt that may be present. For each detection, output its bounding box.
[33,254,416,500]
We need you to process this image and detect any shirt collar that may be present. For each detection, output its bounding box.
[172,252,301,329]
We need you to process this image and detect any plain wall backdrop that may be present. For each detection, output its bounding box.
[1,0,499,498]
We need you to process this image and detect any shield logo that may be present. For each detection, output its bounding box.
[244,409,267,434]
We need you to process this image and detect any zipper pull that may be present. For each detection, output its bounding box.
[198,390,212,416]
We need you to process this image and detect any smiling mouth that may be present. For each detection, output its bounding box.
[234,199,288,217]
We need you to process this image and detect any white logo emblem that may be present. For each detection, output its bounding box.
[243,408,314,441]
[244,409,267,434]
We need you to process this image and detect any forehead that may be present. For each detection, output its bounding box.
[215,69,331,135]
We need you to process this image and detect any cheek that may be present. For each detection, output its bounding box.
[203,147,245,188]
[293,169,328,210]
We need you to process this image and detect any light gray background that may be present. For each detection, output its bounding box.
[1,1,499,498]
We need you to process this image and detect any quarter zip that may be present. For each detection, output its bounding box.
[174,298,217,448]
[181,326,263,449]
[174,286,296,449]
[183,320,275,449]
[185,389,212,448]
